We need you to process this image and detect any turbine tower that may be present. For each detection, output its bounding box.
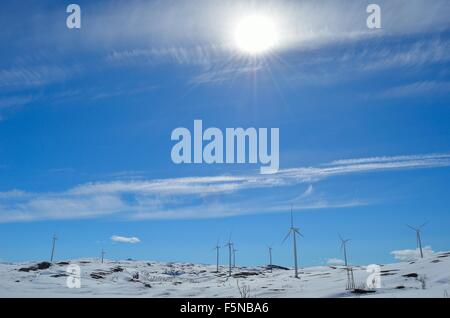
[339,234,350,267]
[407,223,428,258]
[213,240,220,273]
[232,247,237,268]
[50,234,58,263]
[282,205,303,279]
[267,245,273,272]
[339,234,355,290]
[101,248,106,264]
[224,237,233,277]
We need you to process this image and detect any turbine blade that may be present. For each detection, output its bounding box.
[282,231,291,245]
[420,221,429,229]
[406,224,417,231]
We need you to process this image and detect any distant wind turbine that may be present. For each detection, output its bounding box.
[101,248,106,264]
[224,236,234,277]
[407,222,428,258]
[339,234,350,267]
[282,206,303,279]
[339,234,355,290]
[213,239,220,273]
[267,245,273,272]
[50,234,58,263]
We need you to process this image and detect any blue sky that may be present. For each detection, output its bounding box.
[0,0,449,267]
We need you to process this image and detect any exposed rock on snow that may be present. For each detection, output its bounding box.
[1,252,449,298]
[18,262,52,272]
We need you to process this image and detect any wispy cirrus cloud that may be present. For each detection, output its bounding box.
[360,39,450,71]
[380,81,450,99]
[72,0,450,51]
[0,153,449,223]
[0,65,78,89]
[64,153,450,198]
[106,45,228,67]
[0,95,34,110]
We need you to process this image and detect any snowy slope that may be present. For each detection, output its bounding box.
[0,252,449,298]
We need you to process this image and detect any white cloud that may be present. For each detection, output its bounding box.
[0,153,449,222]
[326,258,345,266]
[391,246,435,261]
[21,0,445,65]
[301,185,314,198]
[67,153,450,197]
[0,95,34,110]
[361,39,450,71]
[381,81,450,99]
[106,45,227,67]
[111,235,141,244]
[84,0,449,51]
[0,65,77,88]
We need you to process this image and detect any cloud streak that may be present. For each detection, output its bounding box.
[0,153,449,223]
[380,81,450,99]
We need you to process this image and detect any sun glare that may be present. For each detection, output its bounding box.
[234,14,279,55]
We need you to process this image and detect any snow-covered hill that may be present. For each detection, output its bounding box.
[1,252,449,298]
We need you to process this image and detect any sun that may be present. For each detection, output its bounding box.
[234,14,279,55]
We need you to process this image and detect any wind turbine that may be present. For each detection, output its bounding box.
[407,222,428,258]
[213,239,220,273]
[267,245,273,272]
[50,234,58,263]
[101,248,106,264]
[339,234,355,290]
[282,206,303,279]
[339,234,351,267]
[224,236,234,277]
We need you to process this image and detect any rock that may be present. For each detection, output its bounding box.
[431,259,441,263]
[111,266,124,273]
[18,262,52,272]
[51,273,68,278]
[402,273,418,278]
[266,264,289,271]
[90,273,105,280]
[351,288,376,294]
[232,271,260,278]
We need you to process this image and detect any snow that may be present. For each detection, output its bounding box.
[1,252,449,298]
